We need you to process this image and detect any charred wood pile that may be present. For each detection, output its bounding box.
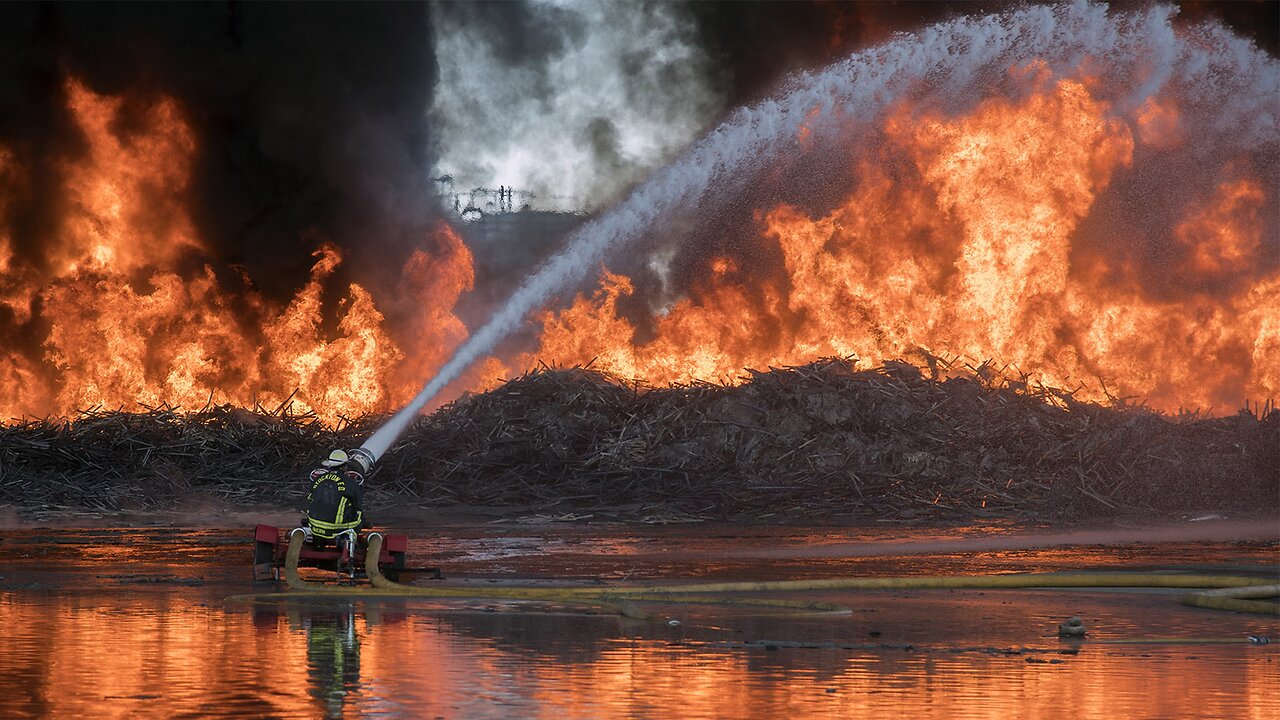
[0,403,364,514]
[1,359,1275,520]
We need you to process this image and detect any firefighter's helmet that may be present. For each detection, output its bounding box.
[320,449,349,468]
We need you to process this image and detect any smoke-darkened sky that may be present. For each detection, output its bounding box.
[1,1,1273,284]
[432,1,1278,211]
[0,2,438,302]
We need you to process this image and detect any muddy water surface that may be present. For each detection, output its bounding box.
[1,521,1277,718]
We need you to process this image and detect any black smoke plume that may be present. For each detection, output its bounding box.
[0,2,438,303]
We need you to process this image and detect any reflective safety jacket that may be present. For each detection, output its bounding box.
[305,468,365,539]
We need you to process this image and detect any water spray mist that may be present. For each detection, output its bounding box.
[360,1,1278,464]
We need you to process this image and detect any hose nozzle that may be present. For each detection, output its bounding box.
[349,447,375,475]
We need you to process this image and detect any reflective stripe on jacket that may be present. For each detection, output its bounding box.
[306,470,364,539]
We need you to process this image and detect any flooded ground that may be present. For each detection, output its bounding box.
[0,518,1277,719]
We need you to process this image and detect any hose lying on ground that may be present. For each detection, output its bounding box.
[277,531,1279,617]
[1180,583,1280,615]
[279,531,843,618]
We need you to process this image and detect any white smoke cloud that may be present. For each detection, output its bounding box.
[430,0,725,211]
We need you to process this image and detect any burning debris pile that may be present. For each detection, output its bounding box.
[393,361,1276,520]
[2,360,1274,521]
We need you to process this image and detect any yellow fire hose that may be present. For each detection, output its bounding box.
[1179,583,1280,615]
[278,530,1278,617]
[280,531,843,618]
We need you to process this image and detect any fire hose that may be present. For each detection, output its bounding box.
[278,530,1279,617]
[280,530,842,617]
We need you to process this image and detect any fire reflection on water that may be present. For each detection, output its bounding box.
[0,597,1271,719]
[0,525,1274,712]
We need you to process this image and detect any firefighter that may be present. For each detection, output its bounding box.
[303,607,362,717]
[303,448,371,542]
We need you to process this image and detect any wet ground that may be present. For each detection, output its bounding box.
[0,516,1277,718]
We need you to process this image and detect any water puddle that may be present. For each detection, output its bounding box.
[0,522,1276,718]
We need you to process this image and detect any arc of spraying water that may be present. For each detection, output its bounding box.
[360,1,1278,463]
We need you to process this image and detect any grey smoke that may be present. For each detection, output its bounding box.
[430,0,725,210]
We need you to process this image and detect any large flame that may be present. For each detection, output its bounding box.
[2,23,1276,426]
[0,80,475,423]
[525,68,1277,412]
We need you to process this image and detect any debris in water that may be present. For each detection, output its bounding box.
[1059,617,1087,638]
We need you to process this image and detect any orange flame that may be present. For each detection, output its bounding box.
[1175,178,1265,276]
[60,79,202,274]
[1134,95,1184,149]
[1,64,1274,424]
[526,72,1277,412]
[387,226,478,405]
[0,80,476,423]
[259,246,404,420]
